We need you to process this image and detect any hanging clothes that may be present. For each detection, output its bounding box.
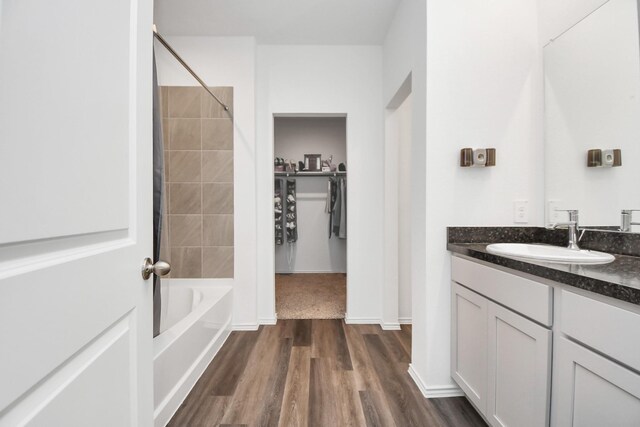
[286,179,298,243]
[326,178,337,238]
[328,177,347,239]
[338,177,347,239]
[274,179,284,245]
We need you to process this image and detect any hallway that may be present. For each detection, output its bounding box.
[169,320,485,426]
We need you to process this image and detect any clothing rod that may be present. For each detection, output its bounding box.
[153,27,231,114]
[274,171,347,177]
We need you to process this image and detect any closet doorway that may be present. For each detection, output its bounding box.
[273,115,347,319]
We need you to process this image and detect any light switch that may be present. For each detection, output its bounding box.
[514,200,529,224]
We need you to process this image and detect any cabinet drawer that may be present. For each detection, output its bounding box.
[561,290,640,372]
[452,256,552,326]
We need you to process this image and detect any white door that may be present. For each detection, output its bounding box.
[451,282,488,414]
[552,337,640,427]
[0,0,154,426]
[486,302,551,427]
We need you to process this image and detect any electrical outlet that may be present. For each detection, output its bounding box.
[514,200,529,224]
[547,200,561,225]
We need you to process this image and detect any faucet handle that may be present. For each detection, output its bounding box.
[555,209,579,223]
[549,220,577,229]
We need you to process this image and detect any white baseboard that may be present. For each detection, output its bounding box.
[344,316,380,325]
[259,317,277,325]
[274,270,348,274]
[407,364,464,399]
[381,322,401,330]
[398,317,412,324]
[232,323,260,331]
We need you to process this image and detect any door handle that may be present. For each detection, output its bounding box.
[141,257,171,280]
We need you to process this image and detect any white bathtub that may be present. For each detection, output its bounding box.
[153,280,233,427]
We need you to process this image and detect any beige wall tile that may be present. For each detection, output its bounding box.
[160,86,234,278]
[169,183,201,214]
[170,247,202,278]
[202,87,233,118]
[169,151,201,182]
[203,247,233,278]
[203,215,234,246]
[169,86,201,118]
[203,183,233,214]
[202,119,233,150]
[169,215,202,247]
[169,118,201,150]
[202,151,233,182]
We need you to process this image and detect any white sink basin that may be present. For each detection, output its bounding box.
[486,243,615,265]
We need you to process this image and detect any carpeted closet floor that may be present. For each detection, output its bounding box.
[276,273,346,319]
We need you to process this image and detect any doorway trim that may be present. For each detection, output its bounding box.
[266,112,350,322]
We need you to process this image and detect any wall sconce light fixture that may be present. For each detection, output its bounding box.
[460,148,496,167]
[587,149,621,167]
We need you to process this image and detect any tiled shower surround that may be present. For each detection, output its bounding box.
[160,86,234,278]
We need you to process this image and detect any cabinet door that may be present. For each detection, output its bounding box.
[552,337,640,427]
[451,282,488,413]
[487,303,551,427]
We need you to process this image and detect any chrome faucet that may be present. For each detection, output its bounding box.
[549,209,580,250]
[621,210,640,232]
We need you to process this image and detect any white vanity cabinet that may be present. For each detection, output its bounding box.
[552,290,640,427]
[451,283,489,412]
[552,336,640,427]
[451,256,552,427]
[451,254,640,427]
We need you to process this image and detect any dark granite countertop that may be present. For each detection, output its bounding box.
[447,227,640,306]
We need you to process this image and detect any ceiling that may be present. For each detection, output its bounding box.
[154,0,401,45]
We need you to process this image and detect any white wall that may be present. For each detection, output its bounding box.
[155,37,258,329]
[421,0,544,395]
[256,45,384,324]
[397,95,413,321]
[383,0,430,391]
[383,0,544,396]
[383,91,413,328]
[274,117,347,274]
[537,0,610,45]
[273,117,347,165]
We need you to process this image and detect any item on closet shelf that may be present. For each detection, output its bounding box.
[322,155,334,172]
[274,157,285,172]
[304,154,322,172]
[274,179,285,245]
[298,161,305,172]
[286,160,296,172]
[338,163,346,172]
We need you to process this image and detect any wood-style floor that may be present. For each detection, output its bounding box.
[168,320,486,427]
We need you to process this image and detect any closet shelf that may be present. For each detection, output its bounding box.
[274,171,347,177]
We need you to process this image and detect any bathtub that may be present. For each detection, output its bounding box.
[153,280,233,427]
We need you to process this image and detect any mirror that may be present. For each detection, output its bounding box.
[544,0,640,231]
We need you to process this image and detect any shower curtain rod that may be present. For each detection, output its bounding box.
[153,26,231,113]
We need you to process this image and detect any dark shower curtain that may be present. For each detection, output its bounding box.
[152,53,165,337]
